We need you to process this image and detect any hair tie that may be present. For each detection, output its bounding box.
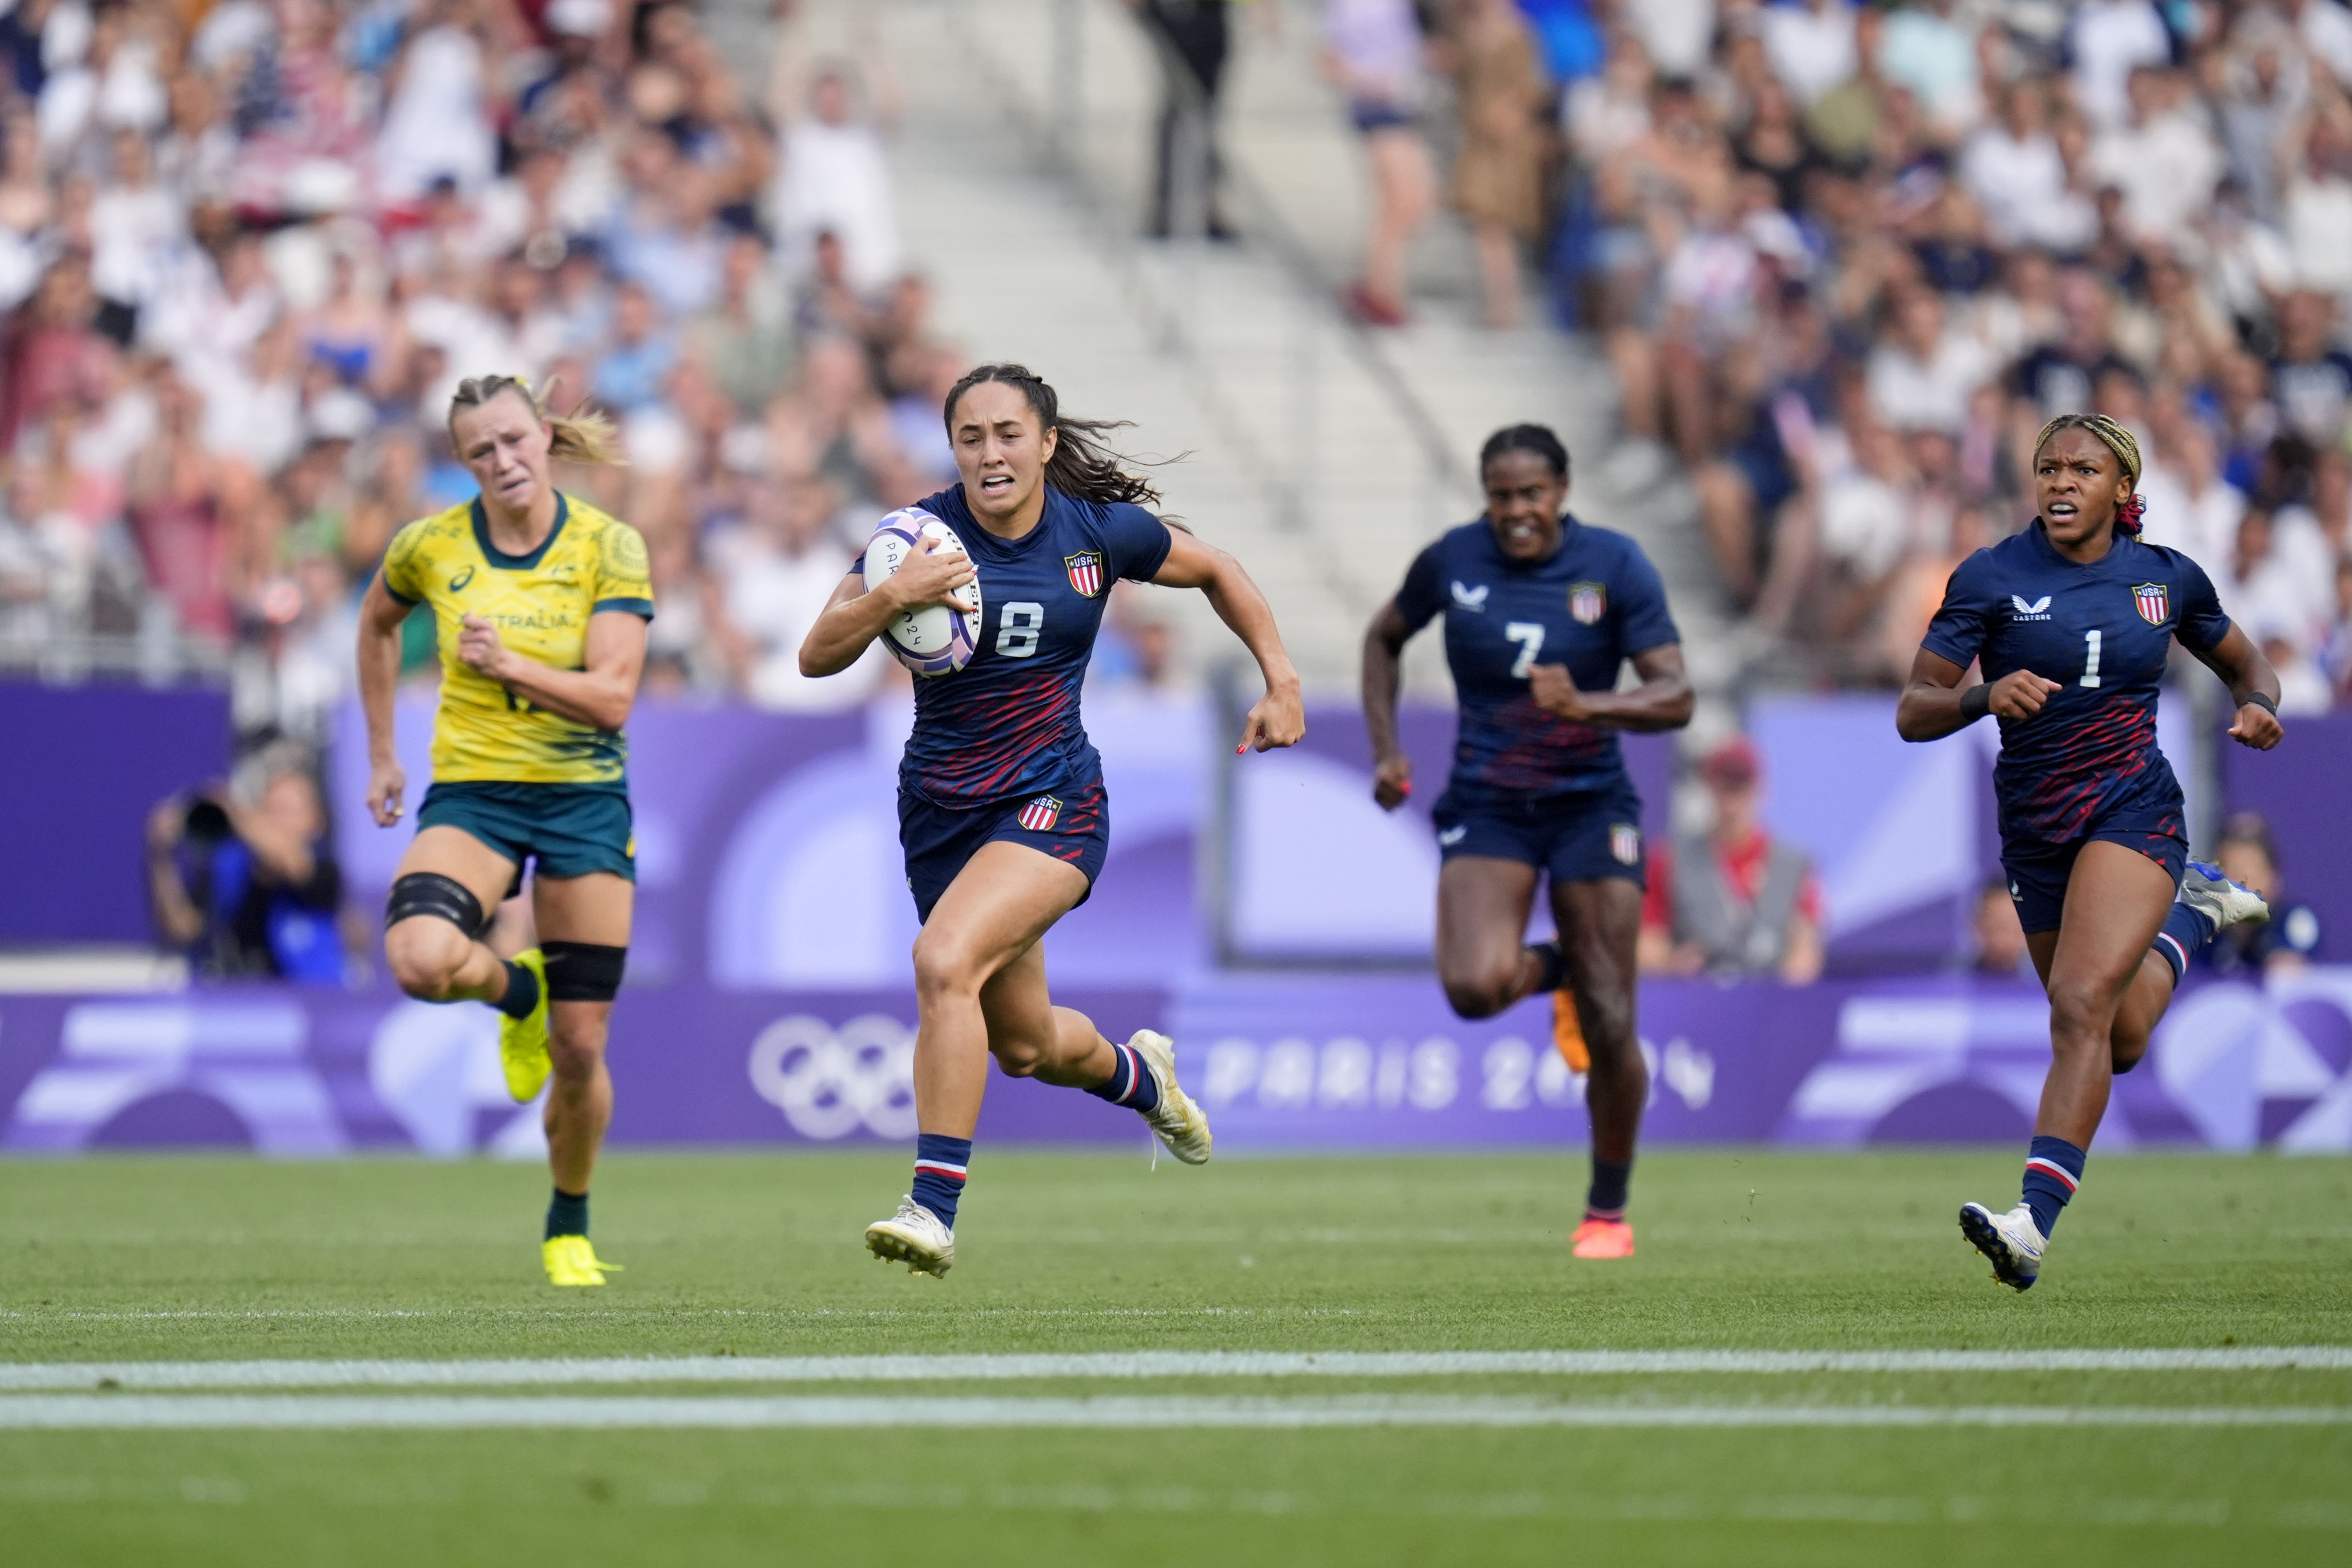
[2117,493,2147,536]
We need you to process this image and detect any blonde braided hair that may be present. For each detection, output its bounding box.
[2034,412,2145,536]
[448,374,626,467]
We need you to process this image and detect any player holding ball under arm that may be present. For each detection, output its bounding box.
[799,363,1304,1277]
[1362,425,1692,1261]
[356,376,651,1288]
[1898,413,2281,1291]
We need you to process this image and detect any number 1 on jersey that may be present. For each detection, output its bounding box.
[2081,629,2101,689]
[1505,621,1545,680]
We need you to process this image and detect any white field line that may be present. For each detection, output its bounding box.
[0,1395,2347,1430]
[1,1347,2348,1391]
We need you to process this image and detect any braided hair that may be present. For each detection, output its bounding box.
[943,363,1164,507]
[1479,422,1571,481]
[2034,412,2145,536]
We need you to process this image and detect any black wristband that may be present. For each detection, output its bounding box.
[1959,684,1992,722]
[2243,690,2278,716]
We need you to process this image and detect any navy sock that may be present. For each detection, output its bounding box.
[1586,1158,1631,1222]
[1528,940,1566,993]
[494,959,539,1021]
[2150,900,2219,984]
[545,1187,588,1239]
[2019,1135,2084,1238]
[911,1134,971,1229]
[1083,1041,1163,1114]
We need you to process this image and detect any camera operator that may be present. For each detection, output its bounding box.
[146,744,347,984]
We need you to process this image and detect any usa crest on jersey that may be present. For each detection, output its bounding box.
[1064,551,1105,598]
[1610,823,1642,865]
[1568,581,1608,625]
[2132,582,2169,626]
[1018,794,1063,832]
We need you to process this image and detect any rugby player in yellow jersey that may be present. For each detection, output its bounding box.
[355,375,652,1287]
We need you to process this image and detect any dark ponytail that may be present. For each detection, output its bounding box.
[944,363,1164,507]
[1479,423,1571,482]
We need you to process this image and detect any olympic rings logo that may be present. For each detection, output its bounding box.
[746,1014,919,1140]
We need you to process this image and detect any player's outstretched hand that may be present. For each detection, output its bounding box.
[1237,683,1306,754]
[1986,670,2062,721]
[885,534,979,610]
[1372,752,1413,810]
[458,614,512,680]
[2228,700,2284,750]
[366,758,407,828]
[1527,663,1590,721]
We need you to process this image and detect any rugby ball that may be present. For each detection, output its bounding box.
[863,508,982,676]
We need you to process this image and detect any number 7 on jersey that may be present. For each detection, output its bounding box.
[1505,622,1545,680]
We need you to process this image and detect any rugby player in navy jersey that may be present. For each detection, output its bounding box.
[798,364,1304,1276]
[1361,425,1693,1261]
[1898,414,2283,1290]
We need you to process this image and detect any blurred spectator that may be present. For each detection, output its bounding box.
[1324,0,1433,327]
[773,66,899,293]
[145,742,345,983]
[1438,0,1548,329]
[2204,813,2322,976]
[1134,0,1237,241]
[686,230,795,416]
[709,474,883,710]
[1640,736,1824,983]
[1969,876,2033,979]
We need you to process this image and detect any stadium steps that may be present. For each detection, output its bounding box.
[729,0,1732,700]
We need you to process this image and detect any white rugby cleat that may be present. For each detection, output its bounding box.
[1958,1201,2046,1291]
[2179,860,2269,932]
[1128,1029,1213,1165]
[865,1196,954,1277]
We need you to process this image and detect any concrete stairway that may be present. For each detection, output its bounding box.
[724,0,1730,699]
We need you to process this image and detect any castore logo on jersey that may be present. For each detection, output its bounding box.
[1450,581,1488,611]
[2010,594,2051,620]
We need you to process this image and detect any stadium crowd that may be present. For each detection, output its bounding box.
[1535,0,2352,706]
[0,0,1186,751]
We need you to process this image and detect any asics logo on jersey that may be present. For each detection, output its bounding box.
[1450,581,1489,611]
[1437,824,1468,846]
[449,565,475,592]
[2010,594,2051,619]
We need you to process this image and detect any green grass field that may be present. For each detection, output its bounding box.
[3,1150,2349,1565]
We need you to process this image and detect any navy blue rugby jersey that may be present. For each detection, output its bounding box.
[1921,520,2231,846]
[1392,515,1679,806]
[863,484,1173,807]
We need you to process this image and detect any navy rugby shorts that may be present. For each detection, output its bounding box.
[2001,823,2187,935]
[899,764,1110,923]
[1430,783,1648,889]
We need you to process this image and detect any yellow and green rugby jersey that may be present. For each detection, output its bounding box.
[381,493,655,786]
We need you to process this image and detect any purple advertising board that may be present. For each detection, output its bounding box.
[5,970,2347,1156]
[0,681,232,943]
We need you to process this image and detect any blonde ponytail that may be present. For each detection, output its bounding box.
[448,374,627,467]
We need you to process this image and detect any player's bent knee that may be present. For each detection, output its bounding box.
[2111,1035,2150,1075]
[1439,958,1520,1020]
[990,1039,1048,1078]
[383,873,490,998]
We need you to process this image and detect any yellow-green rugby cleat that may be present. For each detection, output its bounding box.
[498,947,552,1102]
[542,1235,621,1286]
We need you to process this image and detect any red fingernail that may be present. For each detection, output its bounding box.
[1236,744,1247,754]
